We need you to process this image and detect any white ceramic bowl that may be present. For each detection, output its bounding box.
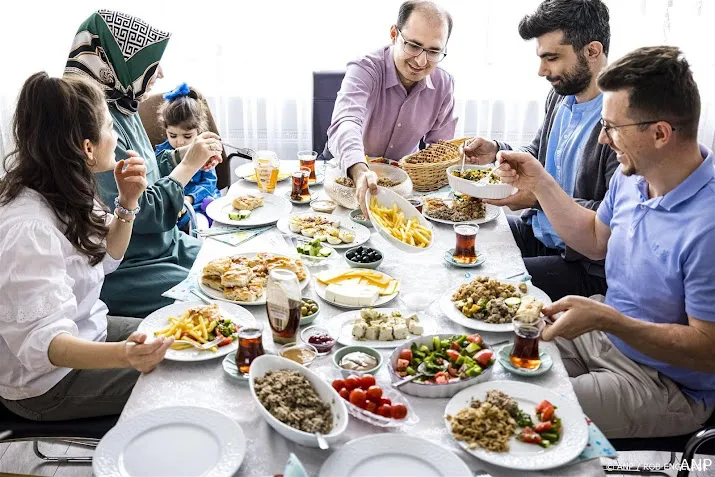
[249,355,349,447]
[366,186,434,253]
[323,163,413,210]
[387,333,494,398]
[446,164,515,200]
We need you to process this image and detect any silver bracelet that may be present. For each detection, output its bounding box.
[114,197,141,216]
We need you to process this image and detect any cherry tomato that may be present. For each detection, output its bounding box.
[474,349,494,368]
[379,397,392,407]
[339,388,350,400]
[359,375,376,390]
[349,389,367,408]
[541,404,555,422]
[365,400,378,414]
[518,427,542,444]
[344,376,360,391]
[466,333,483,345]
[396,359,410,372]
[332,379,346,392]
[450,341,462,350]
[399,349,413,361]
[366,385,383,401]
[391,403,407,419]
[377,404,392,418]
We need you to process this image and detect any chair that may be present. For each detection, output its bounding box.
[138,93,236,190]
[312,71,345,161]
[0,401,118,463]
[603,412,715,477]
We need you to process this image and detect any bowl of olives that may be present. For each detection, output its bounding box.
[344,246,383,269]
[300,298,320,326]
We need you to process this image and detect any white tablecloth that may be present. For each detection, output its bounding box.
[119,177,605,477]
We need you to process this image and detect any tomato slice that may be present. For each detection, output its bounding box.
[474,349,494,367]
[534,421,552,433]
[466,333,483,345]
[535,400,553,414]
[396,359,410,372]
[399,349,413,361]
[541,404,555,422]
[446,349,461,362]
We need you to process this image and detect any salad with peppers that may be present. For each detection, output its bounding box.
[517,399,562,448]
[394,333,494,384]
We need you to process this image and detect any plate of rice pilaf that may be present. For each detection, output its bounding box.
[444,381,588,471]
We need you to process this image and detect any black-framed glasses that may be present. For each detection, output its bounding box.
[397,29,447,63]
[599,118,676,136]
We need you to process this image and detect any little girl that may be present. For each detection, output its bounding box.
[156,83,221,231]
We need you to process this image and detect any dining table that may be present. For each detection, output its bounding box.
[118,166,607,477]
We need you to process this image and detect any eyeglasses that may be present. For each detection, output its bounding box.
[599,118,677,137]
[397,29,447,63]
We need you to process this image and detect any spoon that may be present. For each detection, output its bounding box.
[477,161,506,185]
[393,361,448,388]
[315,432,329,450]
[459,140,467,174]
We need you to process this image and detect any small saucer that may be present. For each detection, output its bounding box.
[286,191,318,205]
[222,351,249,383]
[443,248,486,268]
[496,344,553,376]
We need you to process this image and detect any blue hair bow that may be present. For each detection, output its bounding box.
[163,82,190,101]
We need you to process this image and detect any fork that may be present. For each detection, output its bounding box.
[477,162,506,185]
[175,335,226,350]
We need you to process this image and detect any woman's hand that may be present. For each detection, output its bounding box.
[182,132,223,171]
[201,154,223,171]
[114,151,147,209]
[124,332,173,373]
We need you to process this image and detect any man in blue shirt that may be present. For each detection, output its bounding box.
[495,46,715,438]
[464,0,618,301]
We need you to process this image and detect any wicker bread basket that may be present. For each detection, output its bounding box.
[398,137,471,192]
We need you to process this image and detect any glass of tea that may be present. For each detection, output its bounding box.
[405,194,424,213]
[509,315,546,370]
[290,167,311,201]
[453,224,479,264]
[253,150,280,193]
[236,323,265,375]
[266,269,302,345]
[297,150,318,183]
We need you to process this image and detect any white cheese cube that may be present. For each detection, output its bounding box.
[378,325,394,341]
[409,321,424,335]
[393,323,409,340]
[365,326,379,341]
[352,320,366,339]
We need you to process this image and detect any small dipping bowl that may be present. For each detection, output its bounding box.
[279,342,318,366]
[332,345,383,377]
[310,199,338,214]
[300,326,337,356]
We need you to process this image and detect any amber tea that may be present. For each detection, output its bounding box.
[236,324,265,375]
[509,316,545,370]
[453,224,479,264]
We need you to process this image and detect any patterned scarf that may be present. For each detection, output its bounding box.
[65,10,171,115]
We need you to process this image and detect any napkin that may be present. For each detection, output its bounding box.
[575,416,617,461]
[196,225,273,247]
[264,453,309,477]
[161,271,201,302]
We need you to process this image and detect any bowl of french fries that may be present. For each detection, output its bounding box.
[367,187,434,253]
[140,302,254,361]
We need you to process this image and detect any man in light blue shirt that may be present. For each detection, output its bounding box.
[494,46,715,438]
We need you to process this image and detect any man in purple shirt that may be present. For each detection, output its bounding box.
[326,0,457,213]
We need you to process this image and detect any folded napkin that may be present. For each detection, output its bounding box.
[265,453,309,477]
[161,271,201,302]
[575,416,617,461]
[196,225,273,247]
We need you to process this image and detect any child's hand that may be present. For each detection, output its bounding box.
[114,151,147,209]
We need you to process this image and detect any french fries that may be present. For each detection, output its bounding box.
[369,197,432,248]
[153,304,237,352]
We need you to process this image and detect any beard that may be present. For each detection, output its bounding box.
[547,54,592,96]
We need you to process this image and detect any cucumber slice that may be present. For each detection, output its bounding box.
[228,212,241,220]
[504,297,522,307]
[318,247,332,257]
[238,210,251,219]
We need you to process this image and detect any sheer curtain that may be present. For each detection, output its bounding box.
[1,0,714,167]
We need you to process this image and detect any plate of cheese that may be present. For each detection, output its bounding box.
[313,269,400,309]
[328,308,427,349]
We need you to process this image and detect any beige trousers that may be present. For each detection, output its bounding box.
[555,331,713,438]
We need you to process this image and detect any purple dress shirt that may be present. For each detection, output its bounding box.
[327,45,457,173]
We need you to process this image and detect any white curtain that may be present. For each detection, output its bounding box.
[1,0,714,167]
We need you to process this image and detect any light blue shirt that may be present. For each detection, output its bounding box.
[532,94,603,249]
[597,146,715,405]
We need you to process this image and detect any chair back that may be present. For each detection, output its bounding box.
[312,71,345,160]
[138,93,232,190]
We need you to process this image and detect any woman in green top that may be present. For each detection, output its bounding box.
[64,10,223,317]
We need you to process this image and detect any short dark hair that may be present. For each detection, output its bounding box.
[397,0,453,39]
[518,0,610,56]
[158,86,209,132]
[597,46,701,140]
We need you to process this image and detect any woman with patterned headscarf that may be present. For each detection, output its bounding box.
[65,10,223,317]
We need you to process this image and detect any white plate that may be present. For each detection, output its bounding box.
[138,301,255,361]
[318,434,471,477]
[93,406,246,477]
[439,280,552,332]
[198,252,311,306]
[206,193,292,227]
[444,380,588,471]
[366,186,434,253]
[327,308,425,348]
[315,274,399,310]
[424,203,501,225]
[276,212,371,249]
